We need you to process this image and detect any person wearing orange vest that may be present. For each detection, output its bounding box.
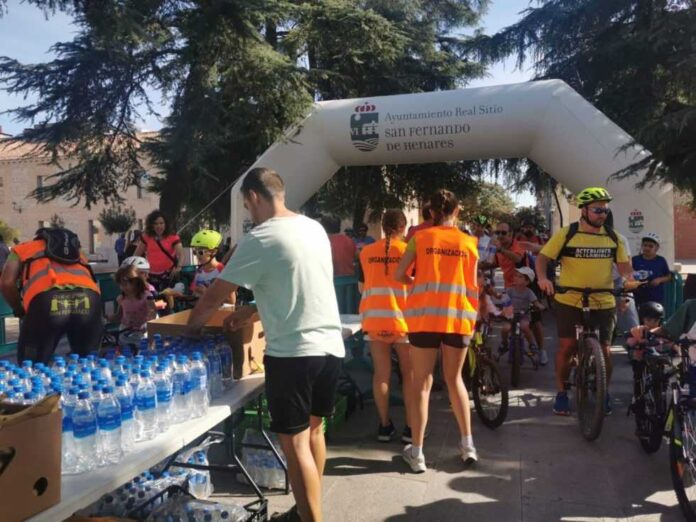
[358,209,414,444]
[394,189,479,473]
[0,228,102,363]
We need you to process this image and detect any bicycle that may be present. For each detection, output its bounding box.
[497,307,540,388]
[627,333,674,454]
[555,286,630,441]
[463,321,509,429]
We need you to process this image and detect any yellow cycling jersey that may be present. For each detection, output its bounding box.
[540,224,628,310]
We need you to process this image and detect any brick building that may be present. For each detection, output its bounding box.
[0,131,160,265]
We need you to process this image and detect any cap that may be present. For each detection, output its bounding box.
[515,266,536,282]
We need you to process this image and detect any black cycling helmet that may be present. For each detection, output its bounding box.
[639,301,665,321]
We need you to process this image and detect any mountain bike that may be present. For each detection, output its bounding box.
[556,286,629,441]
[500,307,540,388]
[463,321,509,429]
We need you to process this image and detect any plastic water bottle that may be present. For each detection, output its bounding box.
[61,387,79,474]
[153,365,172,432]
[171,356,192,424]
[90,382,105,411]
[217,336,233,383]
[97,386,123,465]
[115,378,136,452]
[30,376,46,399]
[189,352,209,416]
[72,391,98,473]
[207,347,223,399]
[135,369,158,441]
[97,359,113,384]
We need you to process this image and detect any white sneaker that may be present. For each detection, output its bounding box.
[402,445,427,473]
[539,349,549,366]
[462,445,478,465]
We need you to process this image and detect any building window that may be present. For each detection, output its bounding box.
[88,220,101,254]
[0,177,4,204]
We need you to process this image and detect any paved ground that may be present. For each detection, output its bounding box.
[213,313,686,522]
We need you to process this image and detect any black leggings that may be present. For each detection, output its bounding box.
[18,288,103,363]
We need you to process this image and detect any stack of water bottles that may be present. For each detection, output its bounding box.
[147,495,249,522]
[0,334,233,476]
[240,430,287,490]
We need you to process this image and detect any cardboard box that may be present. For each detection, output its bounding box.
[0,401,62,521]
[147,307,266,379]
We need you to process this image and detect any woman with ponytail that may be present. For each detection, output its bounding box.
[395,189,480,473]
[358,210,414,443]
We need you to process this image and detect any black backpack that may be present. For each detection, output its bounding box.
[22,228,96,285]
[558,221,619,263]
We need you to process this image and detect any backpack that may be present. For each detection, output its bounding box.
[558,221,619,263]
[21,228,96,286]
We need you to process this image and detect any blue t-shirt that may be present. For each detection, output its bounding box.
[631,254,671,305]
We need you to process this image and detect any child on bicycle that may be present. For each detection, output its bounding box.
[108,265,157,348]
[498,267,545,360]
[626,301,669,359]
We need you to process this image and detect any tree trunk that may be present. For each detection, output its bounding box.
[552,185,564,229]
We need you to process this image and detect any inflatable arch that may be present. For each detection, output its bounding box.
[230,80,674,262]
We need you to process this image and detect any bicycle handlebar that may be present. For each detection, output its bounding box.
[555,286,631,296]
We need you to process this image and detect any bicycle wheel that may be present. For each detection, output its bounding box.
[510,336,522,388]
[473,355,509,429]
[670,406,696,521]
[634,366,665,454]
[575,336,607,441]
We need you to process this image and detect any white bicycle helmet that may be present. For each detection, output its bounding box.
[121,256,150,271]
[641,232,660,246]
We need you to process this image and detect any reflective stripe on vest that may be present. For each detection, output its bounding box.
[361,309,406,320]
[24,265,94,290]
[362,287,409,299]
[404,226,479,335]
[410,282,478,301]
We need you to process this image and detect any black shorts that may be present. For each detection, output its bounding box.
[18,288,103,364]
[408,332,470,349]
[555,302,616,345]
[264,354,343,435]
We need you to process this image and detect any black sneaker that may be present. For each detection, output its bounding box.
[378,421,396,442]
[401,426,412,444]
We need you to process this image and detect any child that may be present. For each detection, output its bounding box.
[189,230,227,298]
[632,233,672,313]
[109,265,157,347]
[121,255,164,311]
[499,267,545,360]
[627,301,667,357]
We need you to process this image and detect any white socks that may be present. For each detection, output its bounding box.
[461,435,474,449]
[410,445,424,458]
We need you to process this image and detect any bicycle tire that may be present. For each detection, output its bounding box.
[510,336,522,388]
[472,355,509,429]
[670,407,696,521]
[576,336,607,441]
[635,366,665,454]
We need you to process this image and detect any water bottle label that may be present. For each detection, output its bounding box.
[157,388,172,403]
[62,415,73,432]
[98,411,122,431]
[183,378,192,395]
[136,394,156,410]
[73,419,97,439]
[120,401,134,420]
[191,374,207,390]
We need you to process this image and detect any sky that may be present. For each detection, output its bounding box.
[0,0,536,205]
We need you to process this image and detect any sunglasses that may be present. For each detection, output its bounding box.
[194,249,212,256]
[494,231,509,236]
[588,207,610,215]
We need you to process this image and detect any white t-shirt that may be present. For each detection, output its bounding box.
[220,215,345,359]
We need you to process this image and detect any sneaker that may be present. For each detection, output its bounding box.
[462,445,478,465]
[378,421,396,442]
[401,426,412,444]
[605,393,613,416]
[270,505,300,521]
[539,349,549,366]
[402,444,427,473]
[553,391,571,416]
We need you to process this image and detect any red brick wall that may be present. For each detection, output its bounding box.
[675,192,696,259]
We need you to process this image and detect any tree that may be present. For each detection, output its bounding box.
[467,0,696,203]
[0,220,19,244]
[513,206,546,231]
[458,181,516,225]
[99,205,136,235]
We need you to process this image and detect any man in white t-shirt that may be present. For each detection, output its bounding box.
[186,168,344,522]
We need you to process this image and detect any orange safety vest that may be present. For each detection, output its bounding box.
[405,226,479,335]
[359,238,409,334]
[13,239,99,310]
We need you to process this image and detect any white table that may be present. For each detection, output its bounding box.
[29,374,265,522]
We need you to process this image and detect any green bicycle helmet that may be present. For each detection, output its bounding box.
[190,230,222,250]
[576,187,613,207]
[472,215,489,226]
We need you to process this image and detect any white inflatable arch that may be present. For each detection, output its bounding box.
[230,80,674,262]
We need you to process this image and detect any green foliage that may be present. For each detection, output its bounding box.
[458,181,516,225]
[512,207,546,230]
[98,205,136,235]
[0,220,18,243]
[468,0,696,204]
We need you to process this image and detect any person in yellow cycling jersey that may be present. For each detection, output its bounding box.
[536,187,634,416]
